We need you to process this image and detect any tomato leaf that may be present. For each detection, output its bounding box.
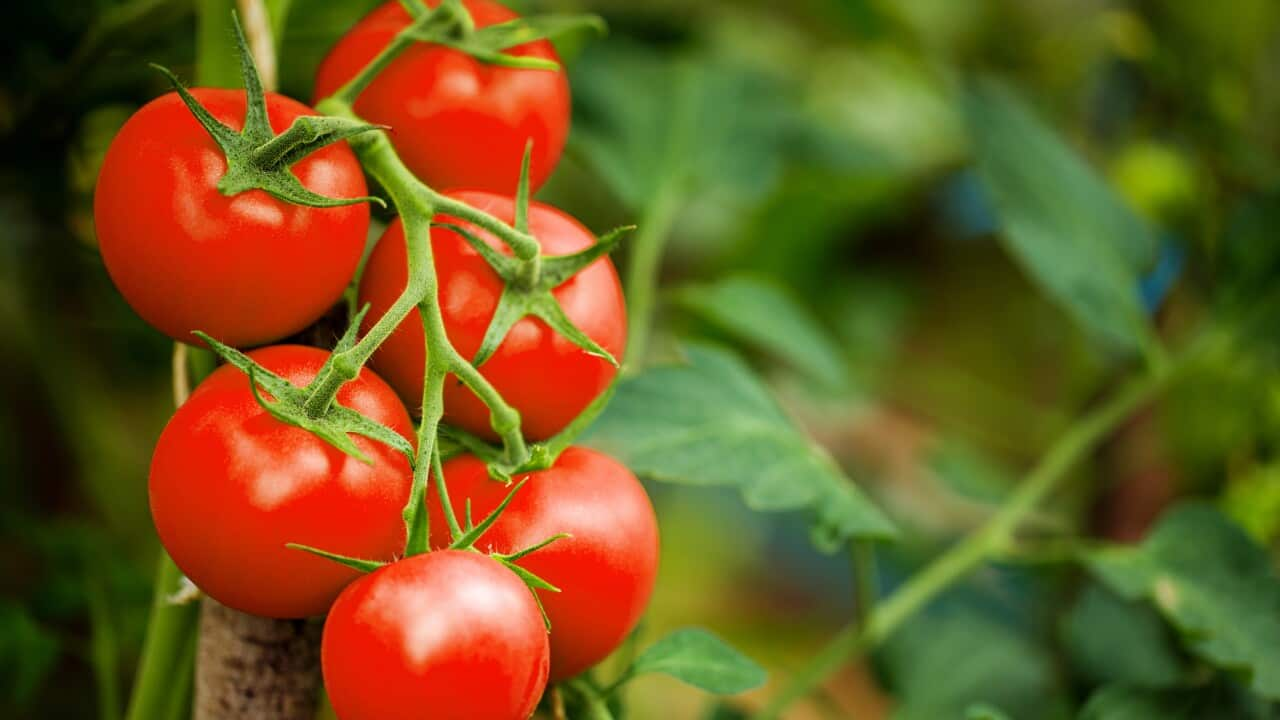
[1061,585,1185,689]
[964,79,1160,359]
[884,609,1065,720]
[628,628,765,695]
[1080,683,1276,720]
[673,274,847,389]
[584,344,896,550]
[1085,503,1280,700]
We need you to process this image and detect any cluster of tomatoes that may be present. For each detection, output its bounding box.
[93,2,659,718]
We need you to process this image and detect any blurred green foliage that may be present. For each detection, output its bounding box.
[2,0,1279,718]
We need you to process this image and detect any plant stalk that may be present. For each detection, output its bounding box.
[754,365,1174,719]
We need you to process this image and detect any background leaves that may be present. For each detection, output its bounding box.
[585,344,896,551]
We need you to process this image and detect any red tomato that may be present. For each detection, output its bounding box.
[149,345,413,618]
[312,0,570,193]
[94,89,369,347]
[322,550,550,720]
[357,190,626,440]
[430,447,659,681]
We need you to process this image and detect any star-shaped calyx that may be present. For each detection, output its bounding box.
[194,308,415,466]
[153,13,383,208]
[405,0,605,71]
[441,146,633,369]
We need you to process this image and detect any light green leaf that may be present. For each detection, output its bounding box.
[1086,503,1280,700]
[630,628,765,695]
[964,79,1158,357]
[675,274,847,388]
[584,344,896,550]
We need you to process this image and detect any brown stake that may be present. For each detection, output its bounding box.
[194,600,322,720]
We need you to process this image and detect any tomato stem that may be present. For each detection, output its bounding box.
[752,362,1181,719]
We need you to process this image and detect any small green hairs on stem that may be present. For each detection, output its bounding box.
[154,12,383,209]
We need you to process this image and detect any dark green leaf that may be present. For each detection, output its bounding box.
[1086,503,1280,700]
[584,344,896,550]
[964,79,1158,357]
[883,609,1065,720]
[1080,683,1277,720]
[630,628,766,695]
[674,274,846,389]
[1061,584,1185,689]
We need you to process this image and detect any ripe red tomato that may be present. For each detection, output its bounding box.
[313,0,570,193]
[430,447,659,681]
[322,550,550,720]
[357,190,626,440]
[149,345,413,618]
[94,89,369,348]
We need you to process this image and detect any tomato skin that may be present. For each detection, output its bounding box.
[313,0,570,193]
[357,190,626,440]
[322,550,550,720]
[430,447,659,681]
[149,346,413,619]
[94,89,369,348]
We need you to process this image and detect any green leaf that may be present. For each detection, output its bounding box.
[629,628,765,695]
[964,79,1158,357]
[1061,585,1185,689]
[584,344,896,550]
[674,274,847,389]
[883,609,1065,720]
[1080,683,1276,720]
[964,705,1013,720]
[1086,503,1280,700]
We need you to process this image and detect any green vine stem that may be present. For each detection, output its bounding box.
[125,345,203,720]
[753,362,1178,719]
[309,100,531,469]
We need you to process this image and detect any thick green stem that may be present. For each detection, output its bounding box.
[622,184,681,372]
[754,365,1175,719]
[124,553,200,720]
[429,190,541,262]
[850,542,878,628]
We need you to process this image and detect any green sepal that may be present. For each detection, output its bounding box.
[286,543,386,573]
[471,14,606,53]
[495,556,559,630]
[514,142,533,233]
[494,532,570,563]
[440,220,627,369]
[194,331,416,466]
[540,225,634,287]
[448,478,527,550]
[151,13,382,209]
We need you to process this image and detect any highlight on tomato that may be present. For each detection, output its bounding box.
[94,90,369,348]
[149,345,414,619]
[321,550,550,720]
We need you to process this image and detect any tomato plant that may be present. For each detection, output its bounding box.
[431,447,659,681]
[94,89,369,347]
[313,0,570,194]
[321,550,550,720]
[149,345,414,618]
[358,190,626,440]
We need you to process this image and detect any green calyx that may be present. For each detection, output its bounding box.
[193,310,414,467]
[154,14,383,209]
[405,0,606,71]
[449,146,632,370]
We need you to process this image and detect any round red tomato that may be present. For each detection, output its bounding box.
[322,550,550,720]
[313,0,570,193]
[357,190,626,440]
[94,89,369,348]
[149,345,413,618]
[430,447,659,681]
